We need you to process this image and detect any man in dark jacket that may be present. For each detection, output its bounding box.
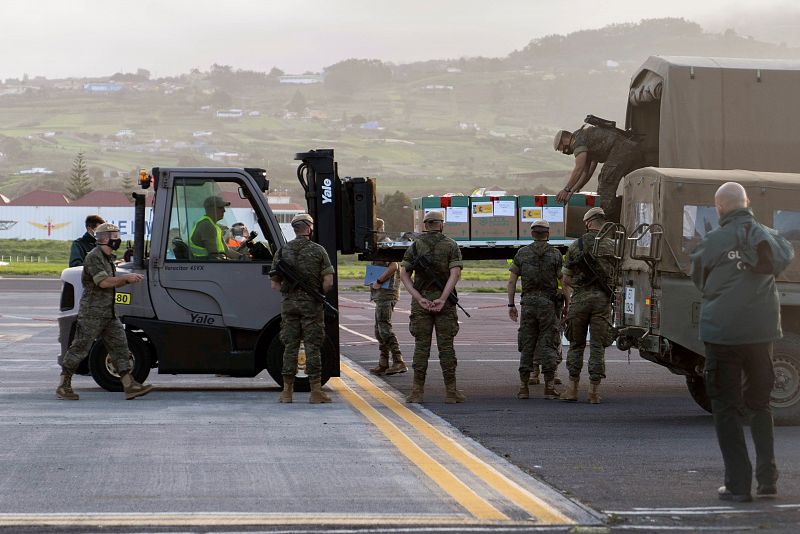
[69,215,105,267]
[691,182,794,502]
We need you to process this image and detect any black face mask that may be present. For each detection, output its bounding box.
[107,238,122,250]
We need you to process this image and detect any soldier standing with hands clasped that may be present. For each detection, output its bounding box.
[561,207,615,404]
[56,223,153,401]
[399,210,465,404]
[508,219,566,400]
[271,213,335,404]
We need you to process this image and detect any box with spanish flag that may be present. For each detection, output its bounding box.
[565,193,600,238]
[518,195,566,239]
[469,196,517,241]
[412,196,470,240]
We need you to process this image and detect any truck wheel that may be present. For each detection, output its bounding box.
[89,332,152,392]
[685,376,712,414]
[772,336,800,426]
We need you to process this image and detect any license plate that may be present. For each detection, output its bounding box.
[624,287,635,315]
[115,293,131,305]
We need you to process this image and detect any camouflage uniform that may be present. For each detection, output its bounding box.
[510,241,562,381]
[371,260,402,364]
[272,237,335,380]
[573,126,643,222]
[401,232,463,380]
[61,246,132,376]
[563,231,615,383]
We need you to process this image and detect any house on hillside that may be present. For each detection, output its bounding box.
[216,109,243,119]
[84,82,123,94]
[18,168,54,175]
[279,74,323,85]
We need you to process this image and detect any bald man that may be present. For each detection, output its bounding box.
[691,181,794,502]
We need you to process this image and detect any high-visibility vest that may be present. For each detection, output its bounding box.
[189,216,225,258]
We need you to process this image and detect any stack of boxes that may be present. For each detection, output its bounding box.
[411,193,600,241]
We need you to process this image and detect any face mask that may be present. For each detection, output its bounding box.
[234,236,246,243]
[107,238,122,250]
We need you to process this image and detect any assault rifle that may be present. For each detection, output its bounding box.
[575,238,614,298]
[408,245,471,318]
[271,258,339,315]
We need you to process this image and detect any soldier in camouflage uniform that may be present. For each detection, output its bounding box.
[508,219,566,400]
[270,213,335,404]
[369,218,407,376]
[399,210,465,404]
[554,126,643,223]
[56,223,154,401]
[561,207,615,404]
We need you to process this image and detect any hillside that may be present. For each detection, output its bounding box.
[1,17,798,202]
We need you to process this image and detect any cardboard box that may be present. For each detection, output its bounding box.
[412,196,470,240]
[469,196,518,241]
[565,193,600,238]
[518,195,566,239]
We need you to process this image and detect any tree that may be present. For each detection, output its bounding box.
[120,170,136,198]
[287,90,307,114]
[268,67,285,78]
[66,152,93,200]
[324,59,392,95]
[377,190,413,233]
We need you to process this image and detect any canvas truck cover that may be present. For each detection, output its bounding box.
[626,56,800,172]
[621,167,800,282]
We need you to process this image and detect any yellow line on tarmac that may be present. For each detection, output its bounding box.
[341,362,574,525]
[330,378,508,521]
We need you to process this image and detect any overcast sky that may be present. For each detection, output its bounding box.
[0,0,793,80]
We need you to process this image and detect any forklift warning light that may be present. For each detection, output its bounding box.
[139,169,152,189]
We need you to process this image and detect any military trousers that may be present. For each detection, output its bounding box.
[566,289,611,383]
[280,299,325,379]
[409,298,459,376]
[518,299,559,380]
[62,313,132,375]
[597,140,643,223]
[374,299,401,358]
[704,342,778,496]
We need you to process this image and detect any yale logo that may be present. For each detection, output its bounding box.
[190,313,216,325]
[321,178,333,204]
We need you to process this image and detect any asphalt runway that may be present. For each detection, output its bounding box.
[1,277,799,532]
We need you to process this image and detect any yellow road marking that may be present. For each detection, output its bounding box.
[341,362,574,525]
[330,378,508,521]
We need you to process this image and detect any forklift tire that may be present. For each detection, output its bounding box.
[685,376,712,414]
[89,332,152,392]
[772,335,800,426]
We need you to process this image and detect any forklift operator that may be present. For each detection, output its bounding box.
[190,195,249,261]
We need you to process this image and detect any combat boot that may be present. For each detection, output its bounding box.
[529,365,541,385]
[517,371,530,399]
[309,377,332,404]
[406,372,425,403]
[120,372,153,400]
[279,375,294,403]
[369,354,390,375]
[444,372,466,404]
[56,371,79,401]
[385,354,408,375]
[544,379,560,400]
[561,377,579,402]
[588,382,602,404]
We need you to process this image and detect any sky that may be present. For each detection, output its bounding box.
[0,0,793,80]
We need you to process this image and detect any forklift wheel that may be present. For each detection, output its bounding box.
[89,332,152,392]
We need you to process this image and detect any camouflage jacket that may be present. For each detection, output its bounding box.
[272,237,335,302]
[563,231,615,292]
[79,246,118,316]
[573,125,626,163]
[510,241,562,305]
[401,231,463,297]
[370,260,401,302]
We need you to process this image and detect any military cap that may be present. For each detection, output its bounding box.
[530,219,550,230]
[375,218,385,231]
[554,130,571,151]
[583,207,606,223]
[423,210,445,223]
[94,222,120,234]
[203,195,230,209]
[291,213,314,225]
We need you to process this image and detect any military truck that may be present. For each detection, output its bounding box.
[614,167,800,425]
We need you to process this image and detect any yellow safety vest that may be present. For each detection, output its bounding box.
[189,216,225,258]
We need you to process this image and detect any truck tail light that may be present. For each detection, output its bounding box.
[648,295,660,330]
